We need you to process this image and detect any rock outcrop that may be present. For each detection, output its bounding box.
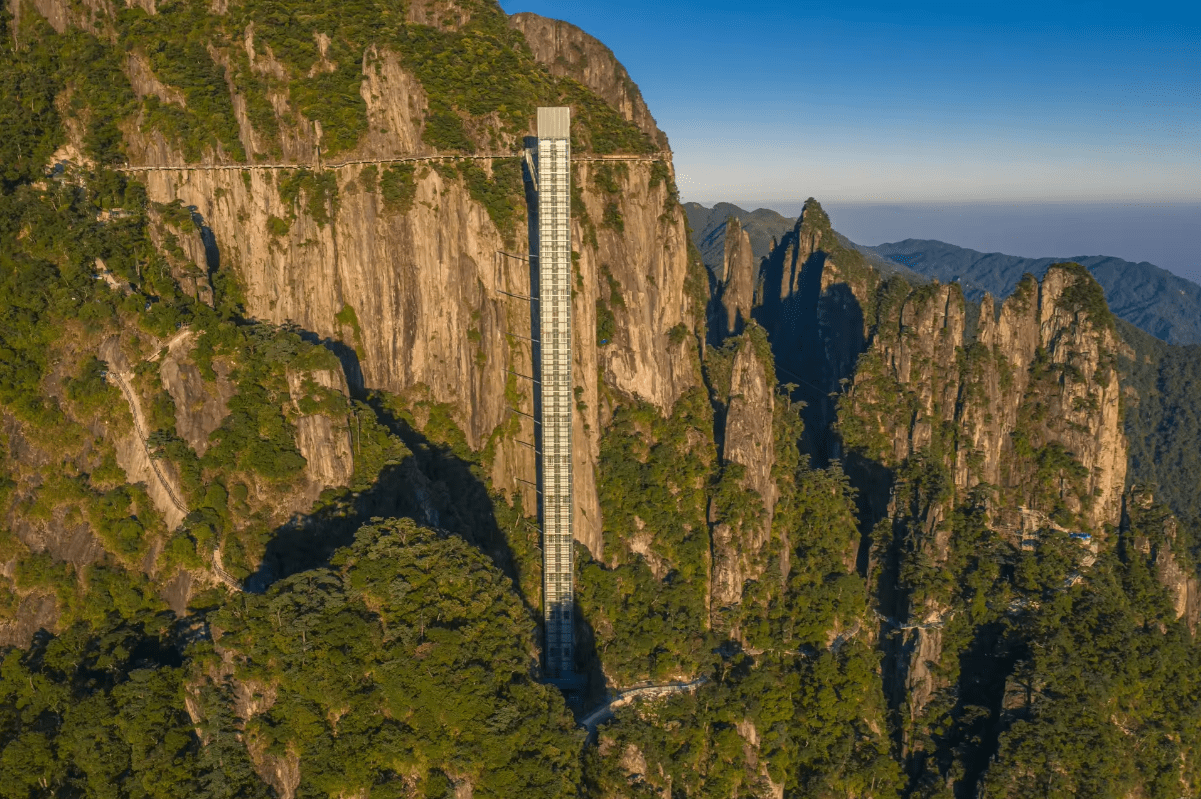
[839,263,1127,731]
[717,217,755,340]
[158,332,235,457]
[99,335,189,531]
[147,205,214,306]
[0,1,700,656]
[844,264,1127,536]
[752,200,880,463]
[508,13,669,150]
[1124,487,1201,631]
[711,332,776,610]
[286,368,354,498]
[723,338,776,527]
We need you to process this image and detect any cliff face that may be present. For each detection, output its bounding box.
[723,202,1133,750]
[507,12,669,150]
[717,217,755,340]
[158,332,234,458]
[843,264,1127,537]
[126,53,695,559]
[1124,487,1201,630]
[0,319,358,644]
[756,199,879,461]
[836,263,1128,744]
[710,333,776,610]
[3,0,698,650]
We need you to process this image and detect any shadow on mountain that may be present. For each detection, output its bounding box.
[844,451,893,577]
[291,327,366,396]
[756,245,865,466]
[938,621,1020,798]
[245,378,602,698]
[247,399,520,603]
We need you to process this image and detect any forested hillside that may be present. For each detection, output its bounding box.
[1116,320,1201,539]
[3,1,1201,797]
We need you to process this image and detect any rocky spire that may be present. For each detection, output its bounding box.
[719,216,755,339]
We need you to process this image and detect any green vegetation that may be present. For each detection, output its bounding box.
[580,388,715,682]
[980,543,1201,798]
[591,163,626,233]
[0,520,583,797]
[595,264,624,345]
[457,159,523,246]
[1118,320,1201,537]
[214,519,582,797]
[796,197,881,322]
[1,0,654,171]
[266,215,291,237]
[1053,261,1115,332]
[278,168,339,228]
[585,336,902,796]
[5,1,1201,796]
[587,645,900,798]
[379,163,417,214]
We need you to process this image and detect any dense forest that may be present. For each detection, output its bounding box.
[1117,320,1201,539]
[3,0,1201,797]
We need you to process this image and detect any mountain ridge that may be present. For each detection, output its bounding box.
[685,200,923,284]
[3,3,1201,797]
[872,237,1201,345]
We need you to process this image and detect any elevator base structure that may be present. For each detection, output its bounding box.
[535,107,578,684]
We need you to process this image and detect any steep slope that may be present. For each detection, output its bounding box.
[873,238,1201,345]
[1116,319,1201,535]
[694,197,1201,796]
[753,199,884,462]
[113,6,695,559]
[0,0,702,634]
[507,12,669,151]
[838,264,1128,760]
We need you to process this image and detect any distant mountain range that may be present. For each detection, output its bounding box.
[684,202,794,281]
[872,239,1201,346]
[685,202,1201,346]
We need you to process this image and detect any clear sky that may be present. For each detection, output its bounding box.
[503,0,1200,203]
[501,1,1201,280]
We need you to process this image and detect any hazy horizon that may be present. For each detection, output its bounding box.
[685,198,1201,286]
[503,0,1199,201]
[504,0,1200,282]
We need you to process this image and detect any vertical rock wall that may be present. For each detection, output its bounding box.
[718,217,755,340]
[845,265,1127,536]
[125,54,696,559]
[710,334,777,610]
[507,13,669,150]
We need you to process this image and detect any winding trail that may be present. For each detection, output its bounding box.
[107,368,189,517]
[580,678,708,732]
[210,548,244,593]
[106,362,243,593]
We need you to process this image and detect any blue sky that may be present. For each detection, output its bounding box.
[502,0,1201,279]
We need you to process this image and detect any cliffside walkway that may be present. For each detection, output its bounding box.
[211,549,244,593]
[579,678,708,732]
[113,152,670,173]
[106,367,243,593]
[107,368,190,517]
